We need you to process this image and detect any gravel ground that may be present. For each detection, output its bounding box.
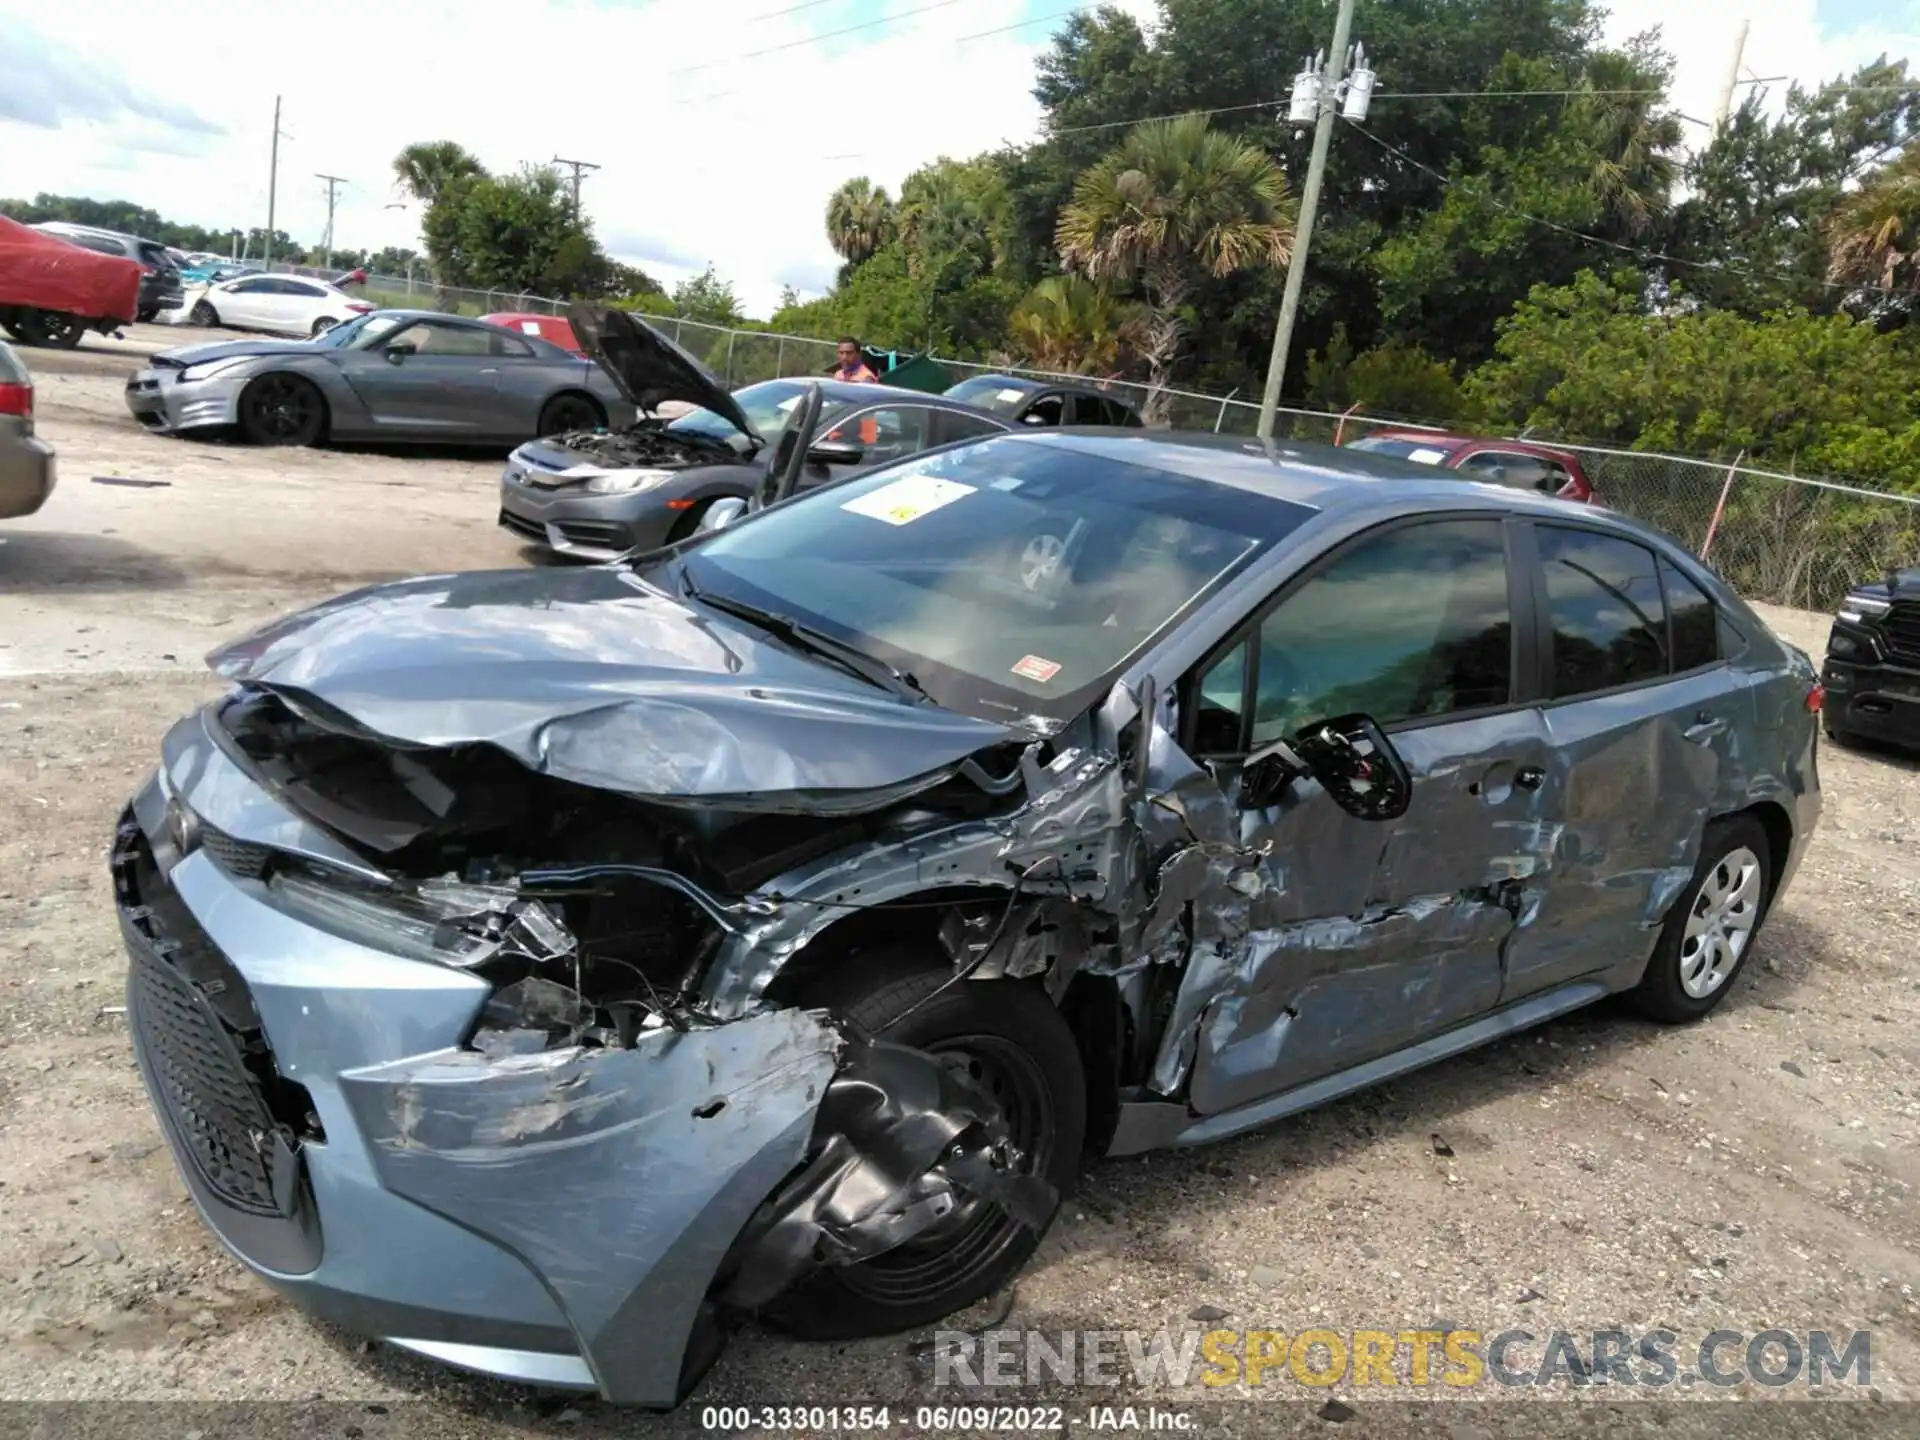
[0,330,1915,1432]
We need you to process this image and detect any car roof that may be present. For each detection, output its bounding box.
[952,372,1133,406]
[360,309,494,326]
[759,376,1001,412]
[1362,428,1582,464]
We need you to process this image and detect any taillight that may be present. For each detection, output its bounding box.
[1807,683,1826,713]
[0,381,31,418]
[346,302,374,313]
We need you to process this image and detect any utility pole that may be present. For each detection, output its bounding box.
[1257,0,1359,439]
[1714,19,1751,133]
[264,95,291,268]
[551,155,600,219]
[315,173,348,266]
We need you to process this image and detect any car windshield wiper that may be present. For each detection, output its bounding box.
[679,564,927,703]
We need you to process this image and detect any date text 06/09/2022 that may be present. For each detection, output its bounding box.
[698,1405,1194,1431]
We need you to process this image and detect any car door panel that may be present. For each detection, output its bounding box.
[335,321,500,430]
[1494,522,1726,1003]
[1163,515,1554,1115]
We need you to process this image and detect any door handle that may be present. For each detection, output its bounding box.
[1684,714,1728,744]
[479,367,499,375]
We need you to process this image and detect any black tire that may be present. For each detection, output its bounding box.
[38,311,86,349]
[136,307,158,324]
[190,300,218,326]
[311,316,337,337]
[1630,814,1774,1024]
[237,373,326,447]
[762,949,1086,1340]
[537,392,604,438]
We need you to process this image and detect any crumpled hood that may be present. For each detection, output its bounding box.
[153,338,314,367]
[567,304,754,439]
[207,567,1013,810]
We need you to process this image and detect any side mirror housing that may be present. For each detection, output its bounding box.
[807,440,864,466]
[383,343,415,364]
[1241,713,1412,821]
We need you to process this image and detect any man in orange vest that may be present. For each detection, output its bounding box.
[831,336,881,446]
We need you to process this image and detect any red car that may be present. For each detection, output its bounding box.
[481,312,580,354]
[1344,428,1596,503]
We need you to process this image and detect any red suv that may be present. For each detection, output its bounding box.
[1344,429,1596,503]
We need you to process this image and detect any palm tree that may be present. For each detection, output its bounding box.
[1829,145,1920,293]
[1007,275,1146,375]
[824,178,896,267]
[1055,115,1293,419]
[391,141,487,206]
[1573,50,1684,238]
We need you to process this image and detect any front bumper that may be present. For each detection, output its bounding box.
[0,430,56,519]
[114,710,840,1404]
[125,368,242,433]
[497,459,686,560]
[1821,655,1920,746]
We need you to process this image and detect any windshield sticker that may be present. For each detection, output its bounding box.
[1407,447,1448,464]
[1011,654,1063,683]
[989,476,1024,492]
[775,395,803,415]
[520,321,541,334]
[841,474,976,526]
[997,388,1027,404]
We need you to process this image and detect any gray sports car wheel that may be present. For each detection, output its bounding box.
[237,374,325,447]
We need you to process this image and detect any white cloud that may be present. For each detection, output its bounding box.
[0,0,1913,317]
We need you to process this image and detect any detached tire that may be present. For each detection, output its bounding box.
[763,948,1086,1340]
[1630,814,1774,1024]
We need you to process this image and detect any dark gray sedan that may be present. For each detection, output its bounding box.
[114,428,1820,1404]
[0,339,56,519]
[124,310,633,446]
[498,307,1013,560]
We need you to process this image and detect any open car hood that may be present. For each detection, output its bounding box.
[567,304,755,440]
[206,567,1012,812]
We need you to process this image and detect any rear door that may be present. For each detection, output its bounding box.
[1172,513,1562,1112]
[1494,521,1731,1003]
[212,278,268,327]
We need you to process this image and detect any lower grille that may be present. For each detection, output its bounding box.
[498,507,544,541]
[198,822,272,880]
[1883,601,1920,662]
[115,821,300,1218]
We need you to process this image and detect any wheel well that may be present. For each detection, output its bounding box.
[543,388,605,427]
[1733,799,1794,887]
[760,885,1120,1159]
[240,371,331,438]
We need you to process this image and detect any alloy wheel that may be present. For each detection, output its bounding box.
[1018,533,1066,591]
[245,377,319,445]
[1679,845,1762,999]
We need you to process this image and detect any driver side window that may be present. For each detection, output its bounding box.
[1190,518,1514,755]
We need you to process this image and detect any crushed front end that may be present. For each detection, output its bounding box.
[114,687,1059,1405]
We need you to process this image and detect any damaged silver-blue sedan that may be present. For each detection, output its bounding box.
[114,425,1823,1405]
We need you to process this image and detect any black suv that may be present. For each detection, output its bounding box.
[1821,570,1920,746]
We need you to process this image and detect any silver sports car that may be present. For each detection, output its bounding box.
[123,310,634,446]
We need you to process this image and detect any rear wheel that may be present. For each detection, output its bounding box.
[1630,814,1774,1023]
[310,316,337,337]
[13,310,85,349]
[190,300,218,326]
[761,950,1085,1339]
[237,373,326,446]
[537,392,604,438]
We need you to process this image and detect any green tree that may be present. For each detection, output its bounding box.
[825,177,896,268]
[1571,37,1684,238]
[392,140,487,205]
[1056,115,1294,415]
[1006,274,1145,374]
[671,265,745,326]
[1828,142,1920,295]
[422,165,597,294]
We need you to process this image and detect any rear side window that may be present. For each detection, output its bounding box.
[1661,559,1719,672]
[1539,525,1667,697]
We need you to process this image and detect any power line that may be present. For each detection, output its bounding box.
[1346,119,1904,300]
[674,0,969,77]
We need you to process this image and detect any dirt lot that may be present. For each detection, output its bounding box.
[1,327,1916,1430]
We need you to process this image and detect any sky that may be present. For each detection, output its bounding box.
[2,0,1918,317]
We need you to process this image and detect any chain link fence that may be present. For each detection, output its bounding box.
[266,274,1920,612]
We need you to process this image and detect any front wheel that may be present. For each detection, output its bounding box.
[190,300,218,326]
[537,392,604,437]
[762,951,1085,1339]
[1631,814,1773,1023]
[237,373,326,446]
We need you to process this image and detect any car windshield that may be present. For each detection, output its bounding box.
[668,379,852,441]
[675,435,1315,724]
[1345,436,1458,464]
[313,313,407,350]
[943,375,1041,417]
